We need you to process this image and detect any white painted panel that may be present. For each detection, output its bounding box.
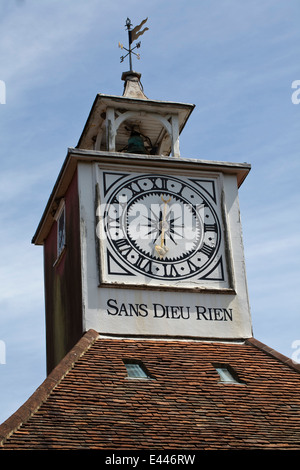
[84,287,252,339]
[77,159,252,340]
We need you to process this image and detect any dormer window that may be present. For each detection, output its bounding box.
[213,364,244,384]
[123,360,152,379]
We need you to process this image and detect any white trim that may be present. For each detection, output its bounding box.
[54,199,66,264]
[53,198,65,221]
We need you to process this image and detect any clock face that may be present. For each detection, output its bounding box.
[98,171,228,287]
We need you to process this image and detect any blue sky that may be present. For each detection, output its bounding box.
[0,0,299,424]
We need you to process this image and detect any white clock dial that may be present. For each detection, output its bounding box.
[102,173,224,282]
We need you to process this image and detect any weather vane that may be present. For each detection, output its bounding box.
[118,17,149,71]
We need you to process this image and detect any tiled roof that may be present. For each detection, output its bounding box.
[1,330,300,450]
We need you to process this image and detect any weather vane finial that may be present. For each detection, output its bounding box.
[118,17,149,71]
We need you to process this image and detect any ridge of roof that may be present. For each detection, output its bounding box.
[246,337,300,373]
[0,329,99,445]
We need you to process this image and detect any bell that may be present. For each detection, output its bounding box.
[127,131,147,154]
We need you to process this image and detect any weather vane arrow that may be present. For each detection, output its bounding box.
[118,17,149,71]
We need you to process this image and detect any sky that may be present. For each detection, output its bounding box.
[0,0,299,424]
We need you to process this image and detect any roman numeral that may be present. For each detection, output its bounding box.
[114,238,131,257]
[161,264,180,278]
[160,177,168,190]
[150,176,168,191]
[186,259,198,273]
[126,181,142,196]
[135,255,153,273]
[204,223,217,232]
[199,243,214,258]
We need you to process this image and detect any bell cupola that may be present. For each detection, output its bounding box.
[77,18,194,158]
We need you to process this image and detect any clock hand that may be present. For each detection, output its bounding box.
[155,195,171,258]
[160,195,171,247]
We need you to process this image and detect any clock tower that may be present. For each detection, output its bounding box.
[32,21,252,373]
